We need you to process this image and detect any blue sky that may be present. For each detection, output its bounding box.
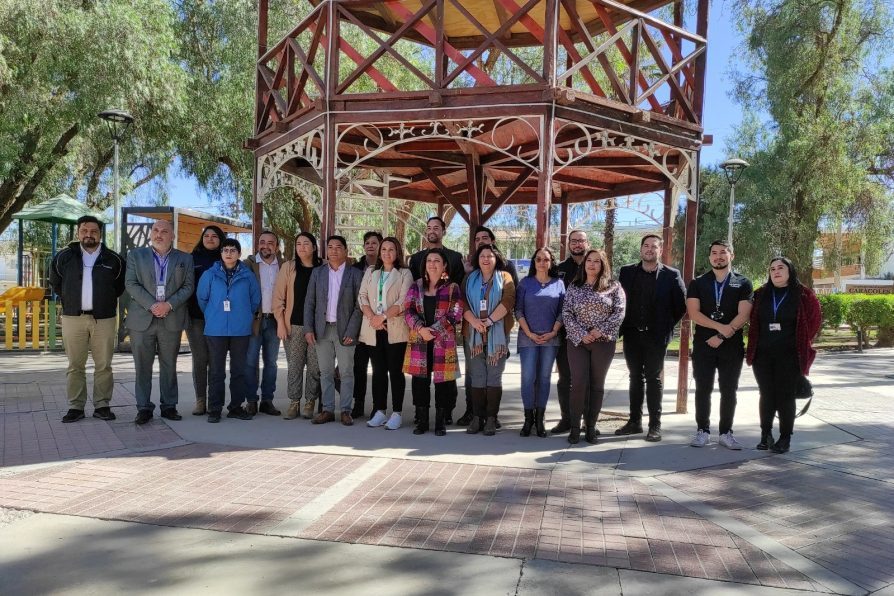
[161,1,745,225]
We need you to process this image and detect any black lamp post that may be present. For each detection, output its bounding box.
[98,109,134,251]
[720,157,749,246]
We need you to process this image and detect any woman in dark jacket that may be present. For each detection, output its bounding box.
[186,225,225,415]
[746,257,821,454]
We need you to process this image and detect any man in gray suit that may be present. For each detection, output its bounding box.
[304,235,364,425]
[125,219,195,424]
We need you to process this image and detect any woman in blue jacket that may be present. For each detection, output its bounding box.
[197,238,261,423]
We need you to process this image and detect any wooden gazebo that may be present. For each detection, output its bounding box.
[246,0,709,406]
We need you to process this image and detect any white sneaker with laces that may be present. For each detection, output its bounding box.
[384,412,402,430]
[690,429,710,447]
[719,431,743,450]
[367,410,388,427]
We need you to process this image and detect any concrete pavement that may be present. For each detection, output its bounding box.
[0,347,892,595]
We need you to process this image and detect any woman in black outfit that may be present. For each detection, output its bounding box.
[186,225,225,416]
[746,257,821,454]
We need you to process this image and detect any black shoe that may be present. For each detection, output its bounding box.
[756,432,775,451]
[134,410,153,425]
[466,416,482,434]
[494,417,502,430]
[483,416,497,436]
[259,401,281,416]
[92,407,116,421]
[207,411,221,423]
[456,410,474,426]
[227,408,253,420]
[568,426,581,445]
[160,408,182,421]
[351,402,365,419]
[413,406,429,435]
[644,427,662,442]
[62,409,85,423]
[550,419,571,434]
[585,426,599,444]
[444,411,453,425]
[520,409,534,437]
[434,408,447,436]
[770,434,791,454]
[244,402,258,416]
[534,408,547,437]
[615,420,643,435]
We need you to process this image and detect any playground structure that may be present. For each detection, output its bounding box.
[246,0,709,407]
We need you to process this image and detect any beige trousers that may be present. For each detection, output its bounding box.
[61,315,117,409]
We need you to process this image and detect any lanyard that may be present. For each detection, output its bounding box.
[479,276,493,312]
[377,270,390,308]
[713,273,729,310]
[771,289,788,321]
[153,251,170,284]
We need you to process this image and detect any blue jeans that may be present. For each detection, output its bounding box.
[518,345,558,409]
[246,317,280,402]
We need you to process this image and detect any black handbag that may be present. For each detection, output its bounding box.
[794,375,813,417]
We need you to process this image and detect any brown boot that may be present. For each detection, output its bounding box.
[192,397,206,416]
[301,398,316,419]
[283,402,300,420]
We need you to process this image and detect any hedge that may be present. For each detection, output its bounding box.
[817,293,894,330]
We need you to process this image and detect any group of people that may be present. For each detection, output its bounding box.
[50,214,822,454]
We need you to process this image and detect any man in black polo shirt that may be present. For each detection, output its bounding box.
[616,234,686,442]
[408,216,465,285]
[686,240,753,449]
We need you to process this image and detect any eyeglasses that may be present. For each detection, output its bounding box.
[221,248,239,254]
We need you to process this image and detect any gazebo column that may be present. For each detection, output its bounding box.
[676,179,699,413]
[251,0,269,249]
[662,183,676,265]
[535,114,555,248]
[559,200,569,258]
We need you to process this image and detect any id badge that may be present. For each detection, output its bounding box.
[223,300,231,312]
[376,304,385,315]
[769,323,781,331]
[479,299,488,313]
[155,285,166,301]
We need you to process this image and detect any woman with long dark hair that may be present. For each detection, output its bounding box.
[562,249,626,444]
[186,225,225,415]
[462,244,515,436]
[358,237,413,430]
[273,232,323,420]
[515,247,565,437]
[746,257,821,453]
[403,249,464,435]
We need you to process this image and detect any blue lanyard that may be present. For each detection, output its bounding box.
[713,273,729,309]
[771,289,788,321]
[153,251,169,284]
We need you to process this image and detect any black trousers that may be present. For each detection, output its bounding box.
[353,342,371,404]
[370,330,406,412]
[567,340,616,428]
[206,335,250,413]
[692,341,744,435]
[412,341,458,409]
[752,352,799,437]
[622,329,667,429]
[555,330,572,421]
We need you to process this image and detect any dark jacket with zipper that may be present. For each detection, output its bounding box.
[618,261,687,345]
[49,241,126,319]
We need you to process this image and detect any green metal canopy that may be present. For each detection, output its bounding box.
[13,194,107,224]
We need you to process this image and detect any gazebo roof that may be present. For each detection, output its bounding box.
[13,194,108,225]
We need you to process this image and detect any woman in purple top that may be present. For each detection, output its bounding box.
[515,247,565,437]
[562,249,626,445]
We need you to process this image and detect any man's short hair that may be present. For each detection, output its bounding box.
[259,229,278,241]
[426,216,447,229]
[76,215,102,230]
[640,234,663,247]
[221,238,242,253]
[327,235,348,249]
[709,239,733,252]
[473,225,496,243]
[363,231,383,243]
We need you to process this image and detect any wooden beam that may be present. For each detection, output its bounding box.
[482,167,534,221]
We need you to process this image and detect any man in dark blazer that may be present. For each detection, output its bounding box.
[125,219,195,424]
[304,235,364,425]
[616,234,686,442]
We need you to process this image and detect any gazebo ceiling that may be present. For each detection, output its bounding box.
[309,0,676,49]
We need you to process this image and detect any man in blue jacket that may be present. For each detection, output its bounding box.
[616,234,687,442]
[197,238,261,423]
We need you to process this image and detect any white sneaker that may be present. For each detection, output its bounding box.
[384,412,402,430]
[367,410,388,427]
[719,431,743,450]
[690,429,710,447]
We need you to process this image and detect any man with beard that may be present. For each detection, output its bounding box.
[686,240,753,449]
[462,225,519,285]
[50,215,126,423]
[549,229,589,434]
[615,234,686,442]
[243,230,284,416]
[408,217,464,286]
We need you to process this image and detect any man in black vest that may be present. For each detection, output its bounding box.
[686,240,753,449]
[50,215,126,423]
[616,234,686,442]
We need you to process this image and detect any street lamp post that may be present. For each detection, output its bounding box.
[98,109,134,251]
[720,157,749,247]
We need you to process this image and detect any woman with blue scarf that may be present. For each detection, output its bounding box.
[462,244,515,436]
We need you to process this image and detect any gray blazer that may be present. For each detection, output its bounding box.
[125,247,195,332]
[303,263,364,342]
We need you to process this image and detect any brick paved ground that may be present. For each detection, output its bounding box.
[1,349,892,594]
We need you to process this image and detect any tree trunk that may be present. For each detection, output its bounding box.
[603,198,615,265]
[876,326,894,348]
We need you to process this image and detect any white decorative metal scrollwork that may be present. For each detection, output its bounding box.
[257,127,325,207]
